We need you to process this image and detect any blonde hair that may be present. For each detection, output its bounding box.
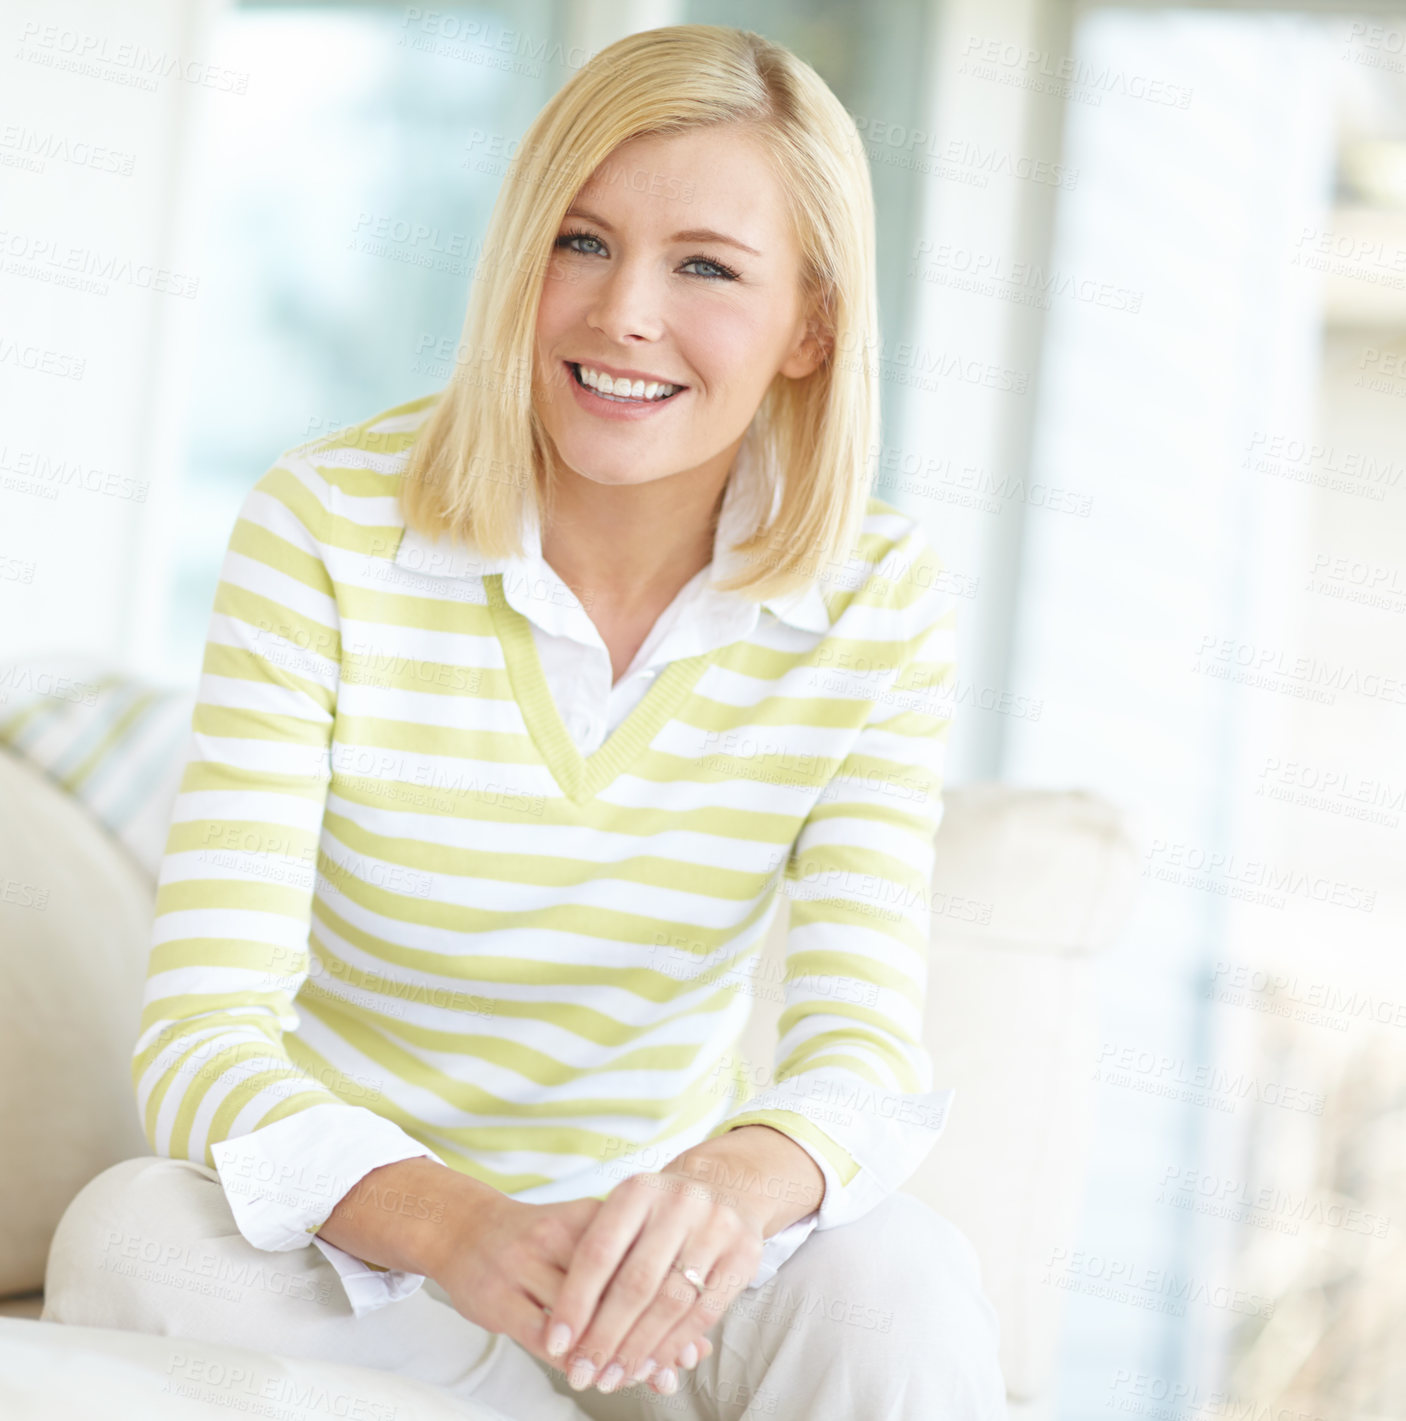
[399,23,880,603]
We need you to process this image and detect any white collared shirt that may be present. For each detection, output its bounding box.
[485,438,831,755]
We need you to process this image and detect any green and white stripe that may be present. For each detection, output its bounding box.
[132,392,959,1216]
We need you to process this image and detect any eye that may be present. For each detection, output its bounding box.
[555,228,606,257]
[680,254,740,281]
[552,228,740,281]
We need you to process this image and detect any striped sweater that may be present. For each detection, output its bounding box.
[133,392,960,1311]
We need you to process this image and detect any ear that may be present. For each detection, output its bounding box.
[778,312,832,381]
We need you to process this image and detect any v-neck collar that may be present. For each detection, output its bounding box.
[483,572,714,803]
[387,435,833,803]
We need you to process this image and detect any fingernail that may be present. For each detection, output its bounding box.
[546,1323,571,1357]
[654,1367,678,1395]
[631,1356,658,1383]
[596,1363,625,1394]
[678,1341,699,1369]
[568,1356,597,1390]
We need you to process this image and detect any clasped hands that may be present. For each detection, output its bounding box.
[432,1124,824,1398]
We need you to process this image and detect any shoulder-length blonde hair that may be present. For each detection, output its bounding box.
[400,23,879,604]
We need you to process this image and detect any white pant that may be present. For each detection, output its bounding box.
[42,1156,1008,1421]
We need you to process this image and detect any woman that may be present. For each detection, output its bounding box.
[44,23,1007,1421]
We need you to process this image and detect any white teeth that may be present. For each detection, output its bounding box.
[575,364,679,401]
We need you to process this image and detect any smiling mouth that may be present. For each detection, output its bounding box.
[566,362,687,405]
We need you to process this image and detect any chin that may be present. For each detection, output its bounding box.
[546,432,671,485]
[569,456,670,487]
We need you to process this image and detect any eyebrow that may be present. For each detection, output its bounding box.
[562,206,762,258]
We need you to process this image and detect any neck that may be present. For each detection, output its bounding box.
[539,442,742,615]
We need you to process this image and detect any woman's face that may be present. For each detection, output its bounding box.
[533,124,824,490]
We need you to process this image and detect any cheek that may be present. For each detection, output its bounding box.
[535,264,581,342]
[681,306,772,393]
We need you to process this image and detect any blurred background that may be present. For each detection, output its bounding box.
[3,0,1405,1417]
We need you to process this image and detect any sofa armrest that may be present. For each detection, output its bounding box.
[928,783,1142,958]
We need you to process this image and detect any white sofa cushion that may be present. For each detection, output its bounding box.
[0,751,155,1296]
[927,782,1142,955]
[0,1317,511,1420]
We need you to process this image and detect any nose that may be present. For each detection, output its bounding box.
[585,257,666,345]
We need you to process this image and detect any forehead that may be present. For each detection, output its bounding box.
[571,127,792,250]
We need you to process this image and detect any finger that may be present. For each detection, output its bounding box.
[492,1291,575,1371]
[646,1248,755,1386]
[572,1221,710,1391]
[608,1242,730,1391]
[545,1178,653,1367]
[621,1325,716,1391]
[517,1256,568,1315]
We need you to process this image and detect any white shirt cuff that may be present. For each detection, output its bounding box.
[747,1209,821,1290]
[209,1103,447,1317]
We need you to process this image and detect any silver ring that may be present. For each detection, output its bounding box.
[671,1259,707,1295]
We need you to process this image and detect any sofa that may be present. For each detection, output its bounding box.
[0,720,1142,1420]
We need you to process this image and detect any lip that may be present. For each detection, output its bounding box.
[562,360,689,422]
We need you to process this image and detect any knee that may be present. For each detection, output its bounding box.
[43,1155,221,1328]
[768,1193,1008,1418]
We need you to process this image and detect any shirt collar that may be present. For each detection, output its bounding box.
[391,440,831,642]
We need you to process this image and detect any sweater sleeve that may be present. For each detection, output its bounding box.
[131,454,441,1315]
[704,519,959,1231]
